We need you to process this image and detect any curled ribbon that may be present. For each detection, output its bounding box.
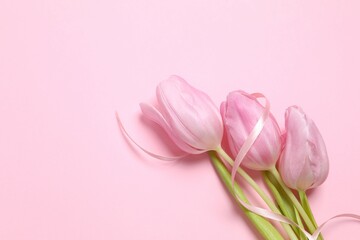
[228,93,360,240]
[230,93,270,184]
[116,97,360,239]
[115,112,188,161]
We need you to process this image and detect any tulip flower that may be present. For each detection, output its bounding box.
[122,78,360,240]
[278,106,329,191]
[140,75,223,154]
[220,91,282,170]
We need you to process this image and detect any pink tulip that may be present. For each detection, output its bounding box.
[278,106,329,191]
[140,75,223,154]
[221,91,282,170]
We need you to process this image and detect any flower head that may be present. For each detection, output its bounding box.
[221,91,282,170]
[278,106,329,191]
[140,75,223,154]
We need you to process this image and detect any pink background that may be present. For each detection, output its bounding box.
[1,0,360,239]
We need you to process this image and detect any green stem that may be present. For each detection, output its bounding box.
[294,206,307,240]
[209,151,284,240]
[269,167,316,234]
[299,191,323,240]
[263,172,304,239]
[263,174,296,226]
[215,147,298,240]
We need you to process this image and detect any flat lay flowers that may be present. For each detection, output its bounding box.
[119,75,360,240]
[2,0,360,239]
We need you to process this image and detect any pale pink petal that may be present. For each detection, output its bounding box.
[221,91,281,170]
[156,75,223,151]
[279,106,329,191]
[140,102,203,154]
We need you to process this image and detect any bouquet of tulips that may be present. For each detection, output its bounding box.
[119,76,359,240]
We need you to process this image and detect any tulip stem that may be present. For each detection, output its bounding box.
[299,191,317,226]
[215,147,298,240]
[209,151,284,240]
[299,191,323,240]
[263,171,308,240]
[269,167,317,235]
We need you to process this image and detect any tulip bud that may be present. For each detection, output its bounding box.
[278,106,329,191]
[140,75,223,154]
[221,91,282,170]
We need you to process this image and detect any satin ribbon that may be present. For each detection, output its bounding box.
[229,93,360,240]
[116,98,360,239]
[115,112,188,161]
[230,93,270,183]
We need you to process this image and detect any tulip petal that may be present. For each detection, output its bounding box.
[279,106,329,191]
[140,102,203,154]
[221,91,281,170]
[156,75,223,151]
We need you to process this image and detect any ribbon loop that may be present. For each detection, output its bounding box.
[116,112,188,161]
